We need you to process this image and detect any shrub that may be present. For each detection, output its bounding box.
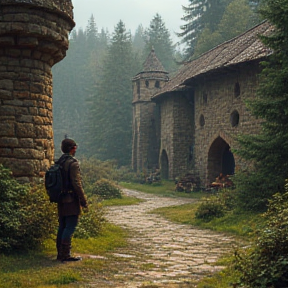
[0,165,57,252]
[91,178,122,200]
[74,201,106,239]
[195,197,225,222]
[233,171,275,211]
[234,183,288,287]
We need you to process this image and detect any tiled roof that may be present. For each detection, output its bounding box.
[143,47,167,73]
[153,21,273,98]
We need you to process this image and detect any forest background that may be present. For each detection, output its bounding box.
[52,0,261,166]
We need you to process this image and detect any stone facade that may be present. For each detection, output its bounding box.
[133,21,273,187]
[154,91,194,179]
[132,49,169,173]
[192,62,262,186]
[0,0,74,182]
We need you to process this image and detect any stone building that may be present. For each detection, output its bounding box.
[132,21,273,187]
[132,48,169,173]
[0,0,75,182]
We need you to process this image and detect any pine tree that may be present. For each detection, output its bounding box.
[90,20,141,166]
[144,14,177,73]
[178,0,232,59]
[234,0,288,210]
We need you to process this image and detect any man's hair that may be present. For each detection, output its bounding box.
[61,138,77,153]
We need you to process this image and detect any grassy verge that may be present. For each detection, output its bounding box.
[0,223,128,288]
[102,195,143,206]
[152,203,262,238]
[120,180,205,199]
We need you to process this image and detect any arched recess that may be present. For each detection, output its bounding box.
[207,137,235,183]
[160,149,169,179]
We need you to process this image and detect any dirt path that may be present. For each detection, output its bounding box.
[86,189,241,288]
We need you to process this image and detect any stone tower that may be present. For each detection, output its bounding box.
[132,48,169,173]
[0,0,75,182]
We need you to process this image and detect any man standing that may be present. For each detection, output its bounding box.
[56,138,88,262]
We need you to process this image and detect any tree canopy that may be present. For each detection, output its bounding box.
[234,0,288,210]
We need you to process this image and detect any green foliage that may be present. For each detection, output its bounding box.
[179,0,260,59]
[144,13,178,73]
[195,197,226,222]
[233,171,273,211]
[235,0,288,209]
[74,201,105,239]
[91,178,122,200]
[195,189,236,222]
[0,165,57,252]
[80,157,119,193]
[89,20,141,166]
[234,186,288,287]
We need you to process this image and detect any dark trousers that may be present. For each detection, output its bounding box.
[57,215,78,246]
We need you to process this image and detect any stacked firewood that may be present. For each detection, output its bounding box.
[175,174,200,193]
[210,173,233,189]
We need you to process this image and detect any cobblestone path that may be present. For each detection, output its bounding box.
[87,189,241,288]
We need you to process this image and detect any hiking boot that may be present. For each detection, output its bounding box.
[62,256,82,262]
[60,241,82,262]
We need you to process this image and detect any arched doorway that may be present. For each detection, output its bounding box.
[207,137,235,183]
[160,149,169,179]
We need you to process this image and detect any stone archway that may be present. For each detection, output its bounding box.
[207,137,235,183]
[160,150,169,179]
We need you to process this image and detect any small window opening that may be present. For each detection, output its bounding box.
[234,82,240,97]
[200,114,205,127]
[203,92,208,104]
[145,80,149,88]
[155,81,160,88]
[230,110,240,127]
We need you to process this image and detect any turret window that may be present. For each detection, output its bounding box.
[155,81,160,88]
[145,80,149,88]
[234,82,240,98]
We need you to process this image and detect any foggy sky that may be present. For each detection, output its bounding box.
[72,0,188,42]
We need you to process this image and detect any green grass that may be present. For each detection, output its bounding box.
[152,202,262,238]
[120,180,205,199]
[0,223,128,288]
[102,195,143,206]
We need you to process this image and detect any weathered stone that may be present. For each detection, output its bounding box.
[0,36,15,45]
[0,148,12,156]
[0,122,15,137]
[16,123,36,138]
[0,137,19,147]
[0,79,13,90]
[0,0,74,181]
[0,105,15,116]
[16,114,33,123]
[19,138,34,148]
[13,148,44,159]
[0,89,12,99]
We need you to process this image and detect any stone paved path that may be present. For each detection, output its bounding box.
[86,189,241,288]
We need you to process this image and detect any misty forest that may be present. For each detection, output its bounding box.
[52,0,260,164]
[2,0,288,287]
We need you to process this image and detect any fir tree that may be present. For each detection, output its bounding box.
[234,0,288,210]
[177,0,232,59]
[144,14,177,73]
[90,20,141,166]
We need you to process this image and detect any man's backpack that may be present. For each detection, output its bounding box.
[45,156,75,203]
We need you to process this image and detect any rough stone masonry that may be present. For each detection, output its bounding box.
[0,0,74,182]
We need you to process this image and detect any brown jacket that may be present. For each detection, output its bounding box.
[57,155,87,217]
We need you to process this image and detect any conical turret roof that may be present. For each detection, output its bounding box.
[143,47,167,73]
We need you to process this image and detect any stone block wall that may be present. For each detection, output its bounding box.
[160,91,194,179]
[132,72,168,173]
[0,0,74,182]
[193,62,262,186]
